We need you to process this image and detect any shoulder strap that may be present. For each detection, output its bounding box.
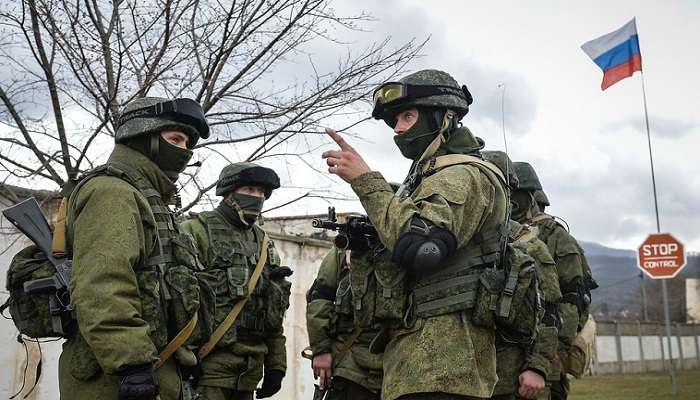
[198,233,271,359]
[529,213,555,224]
[421,154,507,186]
[154,313,198,369]
[333,326,363,367]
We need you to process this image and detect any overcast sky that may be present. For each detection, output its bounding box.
[267,0,700,252]
[1,0,697,252]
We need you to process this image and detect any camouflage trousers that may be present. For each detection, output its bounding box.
[195,386,253,400]
[325,377,379,400]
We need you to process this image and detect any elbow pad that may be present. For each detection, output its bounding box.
[391,216,457,272]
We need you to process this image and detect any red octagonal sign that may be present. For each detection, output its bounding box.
[637,233,686,279]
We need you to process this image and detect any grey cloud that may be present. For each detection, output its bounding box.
[603,115,697,138]
[535,156,700,250]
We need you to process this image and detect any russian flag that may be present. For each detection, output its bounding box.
[581,18,642,90]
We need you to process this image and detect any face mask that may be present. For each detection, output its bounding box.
[510,190,534,222]
[227,193,265,227]
[392,110,437,160]
[157,136,193,181]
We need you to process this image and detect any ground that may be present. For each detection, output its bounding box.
[569,370,700,400]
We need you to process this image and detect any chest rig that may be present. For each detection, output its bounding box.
[196,211,273,344]
[402,159,508,319]
[73,160,212,350]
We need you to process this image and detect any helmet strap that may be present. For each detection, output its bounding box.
[416,109,456,165]
[150,132,160,163]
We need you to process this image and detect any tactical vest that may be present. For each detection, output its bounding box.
[71,161,214,350]
[409,161,507,319]
[529,214,594,323]
[335,247,407,331]
[194,211,285,346]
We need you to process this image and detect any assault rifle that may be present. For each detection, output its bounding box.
[3,198,74,335]
[311,207,379,251]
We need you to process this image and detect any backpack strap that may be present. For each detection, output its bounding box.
[420,154,507,186]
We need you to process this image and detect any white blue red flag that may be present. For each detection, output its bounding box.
[581,18,642,90]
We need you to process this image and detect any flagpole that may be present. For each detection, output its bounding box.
[640,69,677,395]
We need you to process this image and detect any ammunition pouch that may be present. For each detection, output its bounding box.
[265,267,292,331]
[2,245,75,338]
[372,259,407,323]
[471,244,542,346]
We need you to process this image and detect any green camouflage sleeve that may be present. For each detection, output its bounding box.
[264,240,289,373]
[178,217,210,262]
[550,229,584,347]
[350,166,499,250]
[67,176,157,373]
[306,248,343,355]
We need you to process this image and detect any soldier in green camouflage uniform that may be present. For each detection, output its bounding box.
[481,152,562,400]
[179,162,291,400]
[306,246,385,400]
[322,69,508,400]
[511,162,597,400]
[60,97,210,400]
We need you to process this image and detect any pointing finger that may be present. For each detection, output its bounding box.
[325,127,355,152]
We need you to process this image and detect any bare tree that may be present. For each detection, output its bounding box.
[0,0,424,210]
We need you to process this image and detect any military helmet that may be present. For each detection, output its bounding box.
[115,97,210,148]
[482,150,519,190]
[534,189,550,207]
[513,162,543,191]
[371,69,473,123]
[216,162,280,198]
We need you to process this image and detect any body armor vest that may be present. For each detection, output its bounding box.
[335,247,407,332]
[409,162,507,319]
[73,161,213,350]
[195,211,283,346]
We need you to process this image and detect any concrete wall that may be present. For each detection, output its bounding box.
[592,320,700,375]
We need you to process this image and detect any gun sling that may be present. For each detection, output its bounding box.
[198,233,271,360]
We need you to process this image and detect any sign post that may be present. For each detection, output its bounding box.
[637,233,686,394]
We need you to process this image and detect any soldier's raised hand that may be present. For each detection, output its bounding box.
[322,128,371,183]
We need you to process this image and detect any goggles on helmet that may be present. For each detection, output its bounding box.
[117,98,210,144]
[371,82,473,119]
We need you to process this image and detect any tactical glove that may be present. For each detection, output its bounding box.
[118,363,159,400]
[255,369,285,398]
[270,265,293,280]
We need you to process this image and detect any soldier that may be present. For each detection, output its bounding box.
[179,162,292,400]
[482,152,562,400]
[322,69,508,400]
[511,162,596,400]
[60,97,210,400]
[306,246,385,400]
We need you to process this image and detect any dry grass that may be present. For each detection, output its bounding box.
[569,369,700,400]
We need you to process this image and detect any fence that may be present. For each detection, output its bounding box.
[593,320,700,375]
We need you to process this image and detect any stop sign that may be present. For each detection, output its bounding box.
[637,233,686,279]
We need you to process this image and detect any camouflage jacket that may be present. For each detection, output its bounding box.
[350,162,508,400]
[306,248,383,392]
[63,145,185,399]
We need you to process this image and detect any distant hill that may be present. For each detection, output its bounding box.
[579,241,699,322]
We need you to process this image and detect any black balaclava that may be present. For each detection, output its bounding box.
[511,190,535,222]
[392,108,441,160]
[218,192,265,229]
[125,132,193,181]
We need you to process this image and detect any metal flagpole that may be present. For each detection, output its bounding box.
[640,70,677,394]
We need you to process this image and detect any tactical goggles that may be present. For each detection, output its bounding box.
[118,98,210,142]
[372,82,472,117]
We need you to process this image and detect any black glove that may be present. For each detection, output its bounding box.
[118,363,159,400]
[270,265,293,280]
[255,369,284,398]
[182,362,203,388]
